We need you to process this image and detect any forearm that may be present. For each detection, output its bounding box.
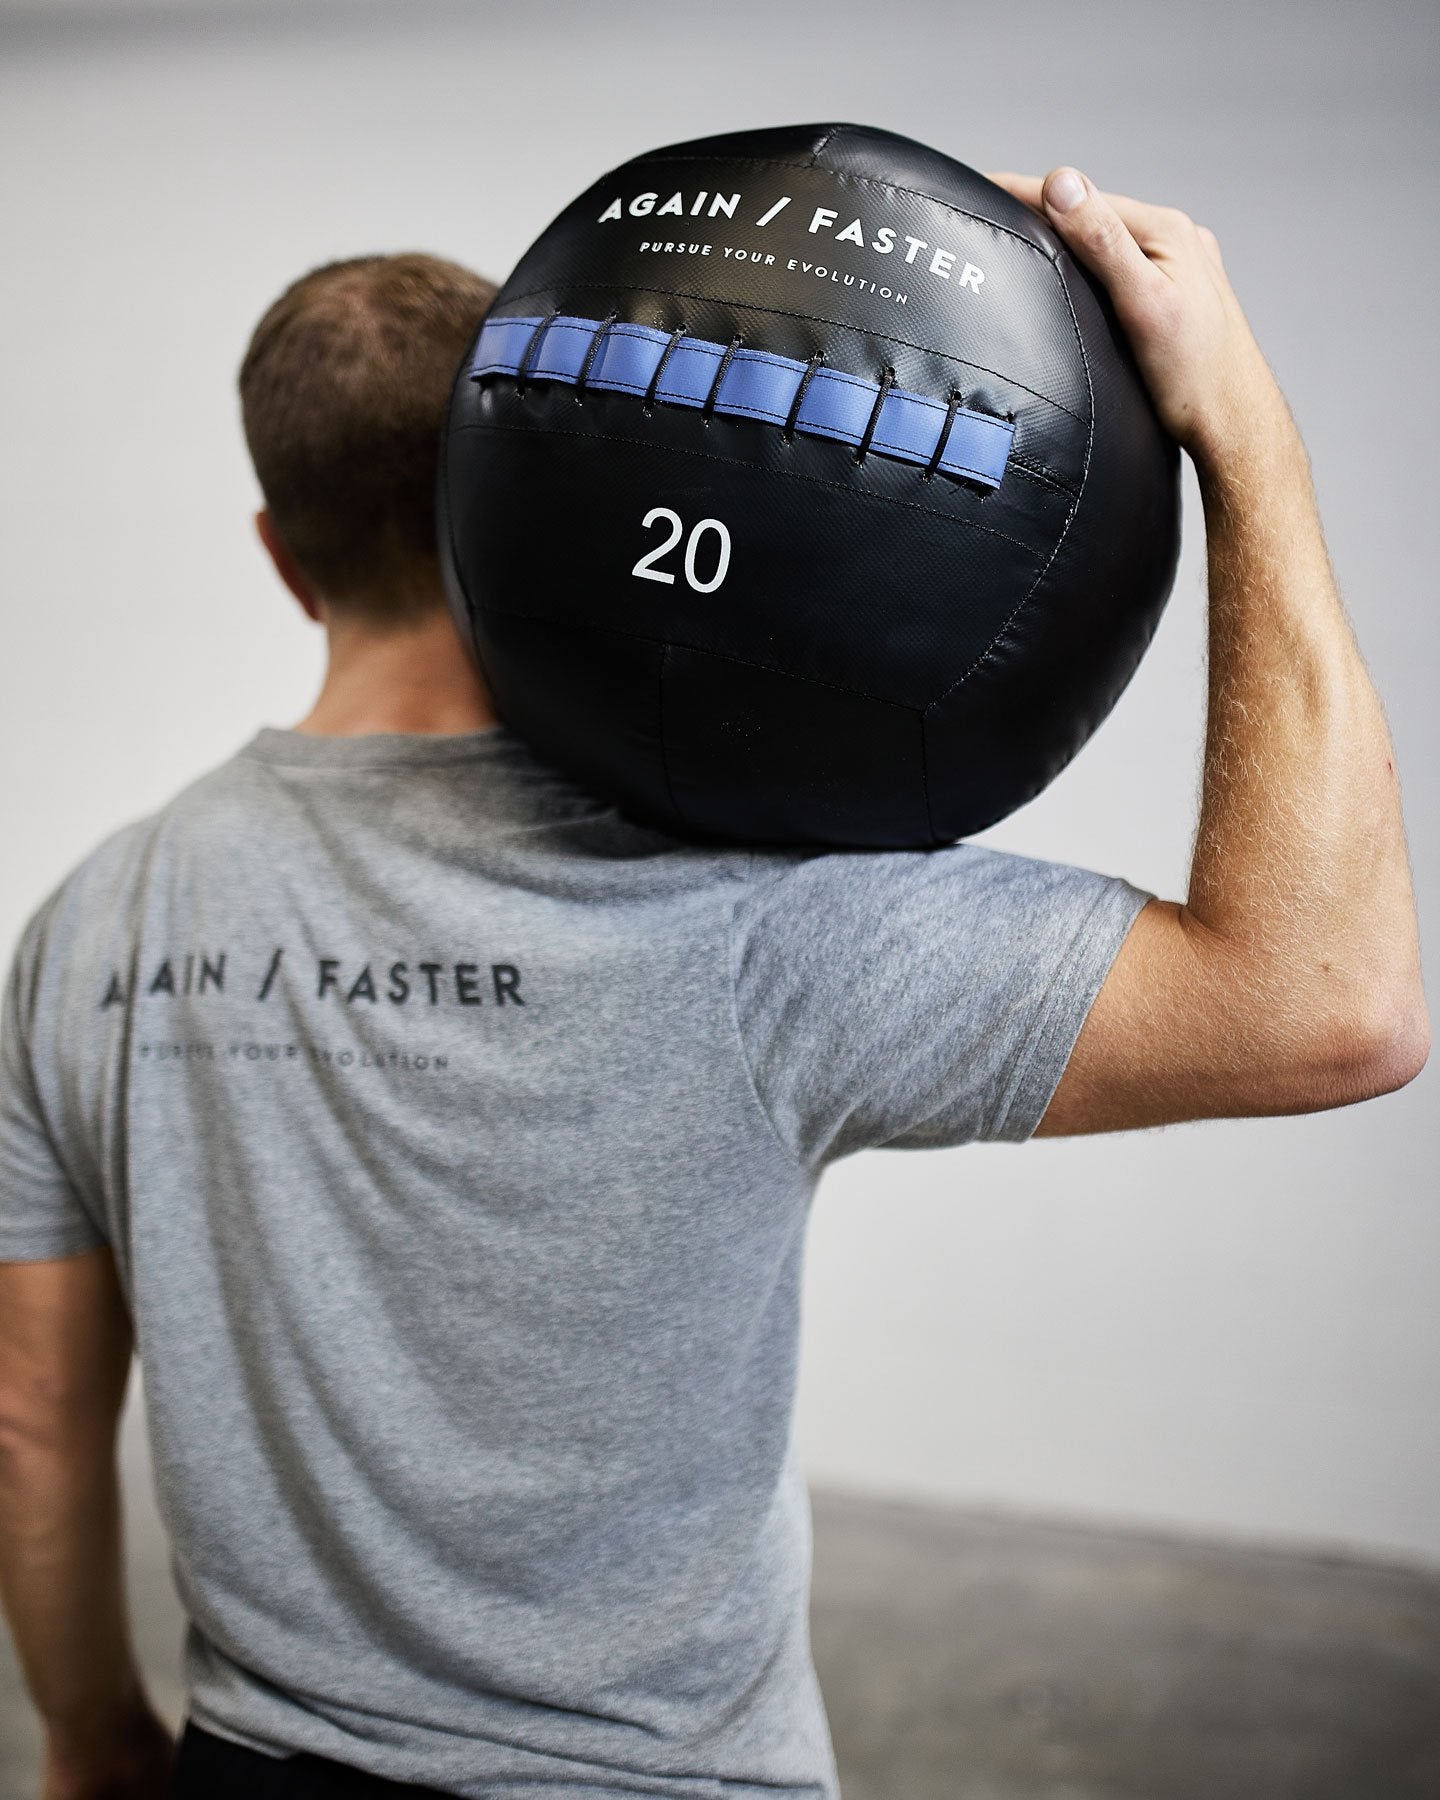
[1184,390,1426,1070]
[0,1425,144,1753]
[1006,163,1427,1133]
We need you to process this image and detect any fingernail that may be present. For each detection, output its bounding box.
[1046,168,1087,213]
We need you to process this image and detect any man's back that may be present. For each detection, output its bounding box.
[1,723,1144,1796]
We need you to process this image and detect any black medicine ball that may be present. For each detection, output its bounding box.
[440,122,1182,848]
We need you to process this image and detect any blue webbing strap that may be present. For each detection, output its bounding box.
[469,314,1015,489]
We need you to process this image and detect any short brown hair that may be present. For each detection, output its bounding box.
[239,253,497,621]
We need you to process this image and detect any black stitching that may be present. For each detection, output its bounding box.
[514,311,556,398]
[806,126,839,168]
[573,312,616,401]
[923,257,1095,745]
[656,642,686,829]
[455,418,1041,557]
[643,326,686,412]
[1008,457,1075,495]
[493,345,1012,486]
[916,697,937,848]
[702,335,743,420]
[497,280,1087,426]
[626,152,1058,263]
[922,390,964,481]
[473,591,923,712]
[783,351,825,443]
[855,366,894,465]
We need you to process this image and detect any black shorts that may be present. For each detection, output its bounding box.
[169,1720,460,1798]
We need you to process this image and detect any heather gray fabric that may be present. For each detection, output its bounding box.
[0,726,1150,1798]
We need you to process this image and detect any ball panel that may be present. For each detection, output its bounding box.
[474,607,677,829]
[447,408,1058,710]
[644,122,1069,270]
[659,644,930,848]
[500,157,1092,423]
[921,267,1182,841]
[478,294,1091,500]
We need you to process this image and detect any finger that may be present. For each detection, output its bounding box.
[983,171,1047,216]
[1096,191,1201,255]
[1195,222,1225,272]
[1037,167,1164,307]
[989,169,1193,257]
[983,171,1044,200]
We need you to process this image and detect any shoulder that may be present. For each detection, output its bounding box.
[13,815,155,966]
[735,838,1130,941]
[731,838,1151,1044]
[8,749,257,978]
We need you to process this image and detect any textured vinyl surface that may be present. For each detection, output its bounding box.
[441,121,1182,847]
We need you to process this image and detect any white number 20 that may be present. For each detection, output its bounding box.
[631,507,731,594]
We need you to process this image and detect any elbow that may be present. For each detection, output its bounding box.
[1363,992,1430,1094]
[1322,984,1430,1106]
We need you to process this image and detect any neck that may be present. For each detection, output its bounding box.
[294,604,499,737]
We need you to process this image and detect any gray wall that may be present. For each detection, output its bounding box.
[1,0,1436,1562]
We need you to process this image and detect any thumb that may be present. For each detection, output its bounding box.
[1041,166,1157,311]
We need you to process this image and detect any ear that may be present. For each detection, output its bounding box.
[255,509,324,623]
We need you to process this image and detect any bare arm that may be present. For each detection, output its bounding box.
[983,168,1428,1132]
[0,1249,173,1800]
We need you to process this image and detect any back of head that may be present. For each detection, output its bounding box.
[240,253,497,623]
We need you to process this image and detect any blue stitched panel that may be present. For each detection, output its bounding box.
[714,349,805,424]
[527,318,593,382]
[470,314,1014,487]
[476,314,542,374]
[937,417,1012,483]
[793,368,876,446]
[655,339,725,409]
[587,325,666,396]
[872,390,938,463]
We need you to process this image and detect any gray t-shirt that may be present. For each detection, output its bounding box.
[0,726,1149,1799]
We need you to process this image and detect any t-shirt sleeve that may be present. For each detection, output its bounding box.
[0,908,108,1261]
[731,842,1152,1168]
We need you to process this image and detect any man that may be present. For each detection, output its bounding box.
[0,169,1427,1800]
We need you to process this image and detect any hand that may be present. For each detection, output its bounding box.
[41,1699,175,1800]
[984,165,1289,469]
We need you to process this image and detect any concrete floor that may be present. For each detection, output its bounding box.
[810,1490,1440,1800]
[3,1486,1438,1799]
